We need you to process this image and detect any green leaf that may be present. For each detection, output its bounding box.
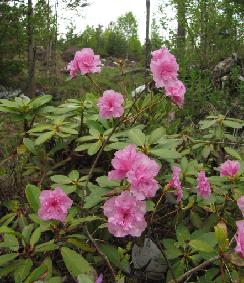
[59,127,78,135]
[24,262,48,283]
[146,200,155,212]
[176,225,190,243]
[128,129,145,146]
[50,175,71,184]
[30,227,41,248]
[35,240,59,253]
[87,141,102,156]
[0,234,19,251]
[23,138,37,155]
[199,119,217,129]
[99,244,130,273]
[28,95,52,109]
[22,224,34,246]
[25,184,40,212]
[150,148,181,160]
[190,211,203,228]
[35,131,55,145]
[162,239,182,259]
[14,259,33,282]
[68,216,103,229]
[189,239,214,253]
[0,253,18,266]
[61,247,95,279]
[68,170,79,181]
[224,147,242,160]
[77,274,94,283]
[46,277,62,283]
[148,127,165,144]
[223,120,243,129]
[75,143,91,152]
[0,226,22,238]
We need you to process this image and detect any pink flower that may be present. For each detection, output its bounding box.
[150,48,179,88]
[197,171,211,199]
[95,274,103,283]
[220,160,240,177]
[127,152,160,200]
[38,188,73,222]
[164,79,186,108]
[235,220,244,258]
[168,166,183,202]
[67,59,79,77]
[237,196,244,217]
[97,90,124,119]
[68,48,101,76]
[108,144,137,180]
[103,191,147,237]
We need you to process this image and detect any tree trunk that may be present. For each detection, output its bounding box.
[145,0,151,78]
[176,0,186,51]
[27,0,35,97]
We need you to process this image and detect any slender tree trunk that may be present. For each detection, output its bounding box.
[145,0,151,78]
[200,0,208,67]
[176,0,186,51]
[27,0,35,97]
[45,0,51,78]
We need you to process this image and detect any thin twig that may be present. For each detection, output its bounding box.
[152,232,177,282]
[85,226,116,281]
[170,255,220,283]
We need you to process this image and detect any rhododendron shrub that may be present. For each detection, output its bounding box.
[1,46,244,283]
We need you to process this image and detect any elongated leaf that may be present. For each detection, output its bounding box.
[223,120,243,129]
[150,148,181,160]
[0,253,18,266]
[14,259,33,282]
[30,227,41,247]
[189,239,214,253]
[128,129,145,146]
[50,175,71,184]
[61,247,95,279]
[35,131,55,145]
[25,184,40,212]
[23,138,37,155]
[224,147,242,160]
[24,263,48,283]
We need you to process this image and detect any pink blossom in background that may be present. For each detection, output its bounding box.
[220,160,240,177]
[197,171,211,199]
[237,196,244,216]
[103,191,147,237]
[95,274,103,283]
[150,47,179,88]
[67,59,79,77]
[108,144,137,180]
[68,48,101,76]
[127,152,160,200]
[235,220,244,258]
[97,90,124,119]
[164,79,186,108]
[168,166,183,202]
[38,188,73,222]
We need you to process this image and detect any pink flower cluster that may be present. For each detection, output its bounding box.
[97,90,124,119]
[103,191,147,237]
[108,144,160,200]
[220,160,240,178]
[104,144,160,237]
[235,220,244,258]
[38,188,72,222]
[197,171,211,199]
[150,47,186,108]
[68,48,101,77]
[168,166,183,202]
